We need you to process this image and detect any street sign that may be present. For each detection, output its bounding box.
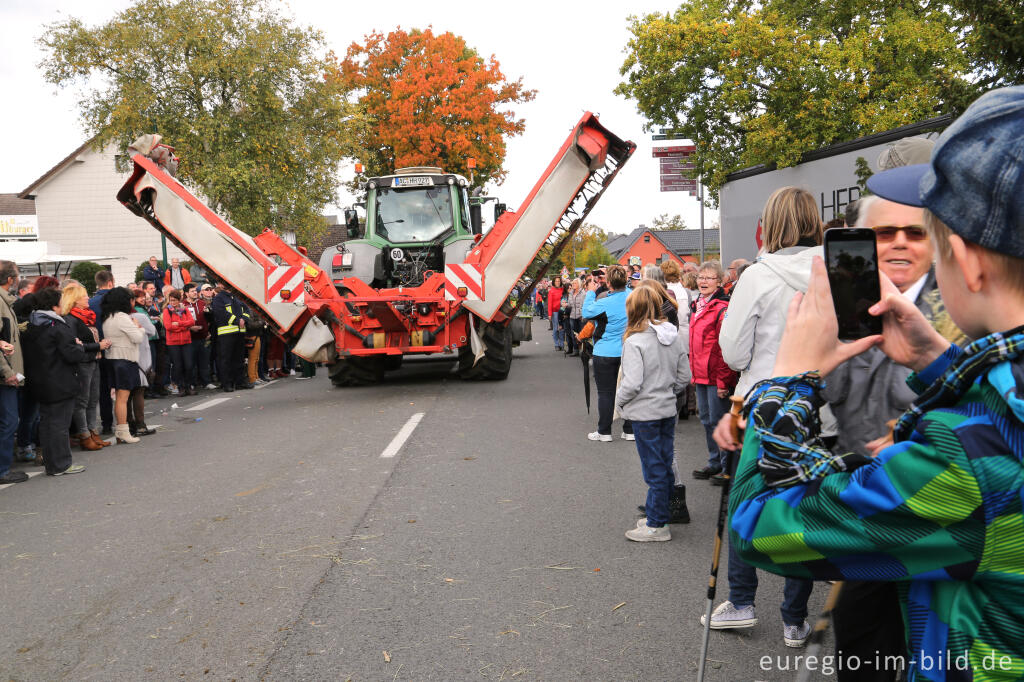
[652,129,687,141]
[653,141,698,193]
[660,158,696,173]
[660,178,698,192]
[652,145,695,158]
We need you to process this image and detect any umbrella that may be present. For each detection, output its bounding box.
[580,339,593,413]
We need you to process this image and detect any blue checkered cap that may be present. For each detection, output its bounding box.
[923,86,1024,257]
[868,86,1024,258]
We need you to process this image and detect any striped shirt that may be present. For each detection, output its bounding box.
[730,331,1024,681]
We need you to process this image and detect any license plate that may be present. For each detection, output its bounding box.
[393,176,433,187]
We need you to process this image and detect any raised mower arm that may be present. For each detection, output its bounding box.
[115,143,338,342]
[462,113,635,322]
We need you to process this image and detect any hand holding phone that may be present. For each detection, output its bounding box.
[867,272,951,372]
[772,257,880,378]
[824,228,883,340]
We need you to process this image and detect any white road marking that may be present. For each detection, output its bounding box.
[186,396,235,412]
[380,413,425,459]
[0,470,44,492]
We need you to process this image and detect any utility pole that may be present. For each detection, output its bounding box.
[698,178,705,264]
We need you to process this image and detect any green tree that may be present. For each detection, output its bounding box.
[651,213,688,230]
[854,156,873,195]
[69,261,106,295]
[571,224,614,270]
[338,28,535,186]
[39,0,363,241]
[950,0,1024,91]
[616,1,974,203]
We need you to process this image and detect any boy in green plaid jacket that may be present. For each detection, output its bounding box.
[722,87,1024,681]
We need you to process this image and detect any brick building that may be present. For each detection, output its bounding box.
[604,227,721,268]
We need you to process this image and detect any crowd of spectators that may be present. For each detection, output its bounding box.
[0,256,300,480]
[549,86,1024,676]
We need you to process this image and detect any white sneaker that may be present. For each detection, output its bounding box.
[700,601,758,629]
[636,517,649,528]
[625,523,670,542]
[621,432,635,441]
[784,620,812,647]
[587,431,613,442]
[205,383,217,390]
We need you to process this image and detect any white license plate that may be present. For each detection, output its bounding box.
[393,176,433,187]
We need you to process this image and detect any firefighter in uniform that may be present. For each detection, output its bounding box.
[209,282,251,392]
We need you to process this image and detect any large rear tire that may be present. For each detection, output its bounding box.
[458,320,513,380]
[328,357,386,387]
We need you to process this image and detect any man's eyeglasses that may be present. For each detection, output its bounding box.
[872,225,928,242]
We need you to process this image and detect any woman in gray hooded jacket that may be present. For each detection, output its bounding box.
[615,287,691,542]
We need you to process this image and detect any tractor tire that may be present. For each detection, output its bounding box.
[458,320,513,380]
[328,357,386,387]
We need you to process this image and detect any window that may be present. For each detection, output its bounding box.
[644,235,651,243]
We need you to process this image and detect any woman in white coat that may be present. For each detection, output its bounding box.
[701,186,823,647]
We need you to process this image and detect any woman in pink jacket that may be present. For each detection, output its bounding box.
[688,261,738,483]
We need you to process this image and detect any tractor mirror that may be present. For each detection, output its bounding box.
[344,208,360,238]
[469,203,482,235]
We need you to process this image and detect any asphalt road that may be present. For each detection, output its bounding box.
[1,329,834,681]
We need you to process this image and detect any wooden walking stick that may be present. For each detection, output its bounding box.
[697,396,745,682]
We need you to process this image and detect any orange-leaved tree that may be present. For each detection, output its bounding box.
[337,27,535,186]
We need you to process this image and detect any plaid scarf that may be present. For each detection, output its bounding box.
[893,324,1024,442]
[745,373,870,488]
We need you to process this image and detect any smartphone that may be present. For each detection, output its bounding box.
[824,227,883,340]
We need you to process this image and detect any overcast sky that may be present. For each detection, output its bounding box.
[1,0,718,237]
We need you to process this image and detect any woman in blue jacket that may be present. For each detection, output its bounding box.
[582,265,632,442]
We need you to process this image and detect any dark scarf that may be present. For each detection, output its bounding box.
[69,306,96,326]
[893,324,1024,442]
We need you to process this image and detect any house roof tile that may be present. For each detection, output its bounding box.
[605,227,720,258]
[0,193,36,215]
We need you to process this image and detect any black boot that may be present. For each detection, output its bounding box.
[128,421,138,437]
[668,486,690,524]
[637,486,690,524]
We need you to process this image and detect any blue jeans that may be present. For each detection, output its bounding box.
[0,385,18,476]
[551,311,564,348]
[728,536,813,626]
[695,383,729,471]
[632,417,677,527]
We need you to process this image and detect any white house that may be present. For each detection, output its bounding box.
[18,140,188,287]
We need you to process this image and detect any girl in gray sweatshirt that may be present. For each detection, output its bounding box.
[617,288,691,542]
